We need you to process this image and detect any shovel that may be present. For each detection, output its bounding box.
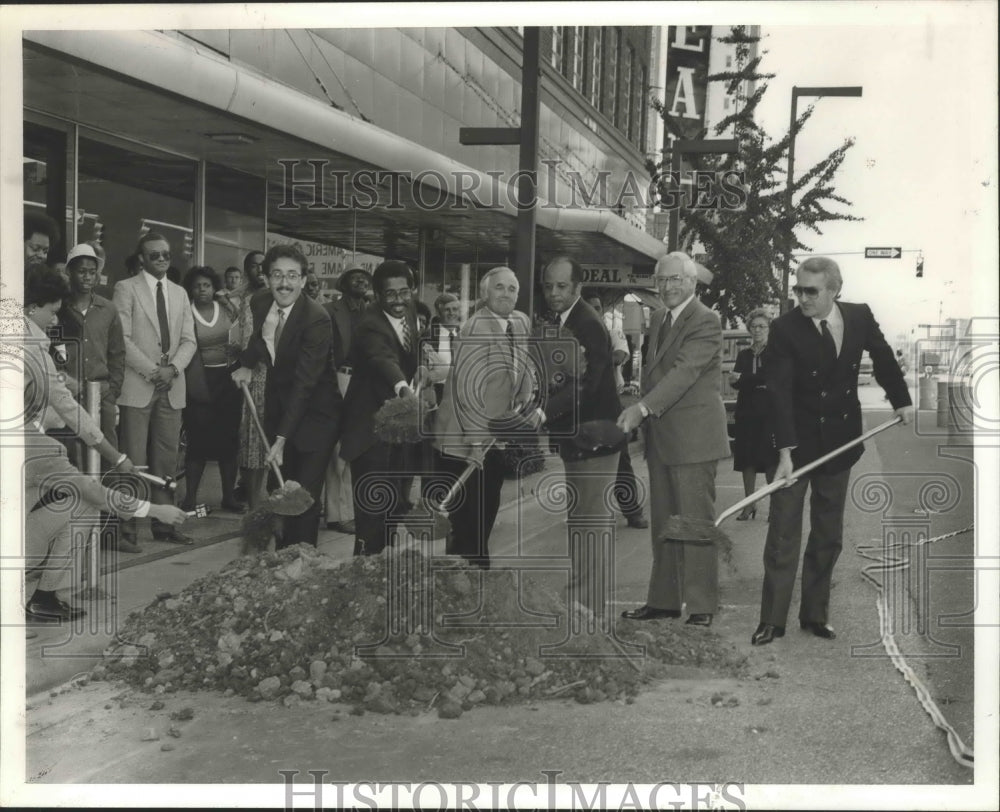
[661,415,905,543]
[238,380,314,517]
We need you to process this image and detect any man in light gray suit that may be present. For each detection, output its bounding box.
[617,251,730,627]
[113,232,196,546]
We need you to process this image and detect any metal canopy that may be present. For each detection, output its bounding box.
[24,33,666,269]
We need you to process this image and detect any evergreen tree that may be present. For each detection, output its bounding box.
[647,26,861,326]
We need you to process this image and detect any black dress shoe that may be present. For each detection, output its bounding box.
[800,621,836,639]
[326,520,356,534]
[625,513,650,529]
[620,605,681,621]
[26,597,86,623]
[751,622,785,646]
[109,538,143,554]
[685,613,713,627]
[154,529,195,545]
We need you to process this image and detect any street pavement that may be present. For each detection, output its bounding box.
[16,389,987,794]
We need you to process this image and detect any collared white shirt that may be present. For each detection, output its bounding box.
[667,293,696,326]
[141,269,170,319]
[263,301,293,363]
[810,302,844,356]
[558,297,582,327]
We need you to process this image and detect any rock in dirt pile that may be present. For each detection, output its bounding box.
[96,545,746,717]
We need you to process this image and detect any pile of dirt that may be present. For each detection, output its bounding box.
[96,545,745,717]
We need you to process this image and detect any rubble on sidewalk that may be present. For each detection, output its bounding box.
[96,545,745,715]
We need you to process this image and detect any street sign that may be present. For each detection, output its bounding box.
[865,247,902,258]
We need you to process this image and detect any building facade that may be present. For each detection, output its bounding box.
[22,26,666,311]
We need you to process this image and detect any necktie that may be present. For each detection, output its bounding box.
[505,319,515,360]
[274,308,285,350]
[820,319,837,366]
[657,310,673,351]
[401,317,412,353]
[155,281,170,355]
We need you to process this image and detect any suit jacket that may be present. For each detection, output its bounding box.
[240,290,341,451]
[113,273,196,409]
[544,299,623,462]
[434,307,534,463]
[339,307,420,463]
[324,296,367,369]
[765,301,911,474]
[641,298,730,465]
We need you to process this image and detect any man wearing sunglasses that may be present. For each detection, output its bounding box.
[751,256,913,646]
[113,232,197,547]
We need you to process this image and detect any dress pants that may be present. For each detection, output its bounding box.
[645,441,719,615]
[349,440,413,556]
[436,447,505,569]
[323,440,354,524]
[118,390,182,540]
[25,494,84,592]
[759,467,851,627]
[46,382,118,469]
[613,447,645,519]
[273,433,338,548]
[562,452,619,613]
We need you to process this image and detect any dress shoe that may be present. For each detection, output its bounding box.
[800,621,837,639]
[110,538,143,554]
[26,596,86,623]
[625,513,650,529]
[685,613,713,627]
[751,623,785,646]
[220,499,247,513]
[153,529,195,545]
[736,507,757,521]
[326,520,356,534]
[620,605,681,621]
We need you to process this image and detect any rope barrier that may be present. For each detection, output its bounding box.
[856,524,975,769]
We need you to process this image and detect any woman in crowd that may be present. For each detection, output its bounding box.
[180,266,244,513]
[729,308,777,520]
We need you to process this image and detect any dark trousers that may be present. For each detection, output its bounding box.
[349,441,413,556]
[759,467,852,627]
[436,448,505,569]
[271,433,337,548]
[614,447,645,518]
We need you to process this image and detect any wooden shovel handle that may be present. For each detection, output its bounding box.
[239,379,284,488]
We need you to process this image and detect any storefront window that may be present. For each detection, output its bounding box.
[23,119,70,263]
[78,133,196,288]
[205,163,267,276]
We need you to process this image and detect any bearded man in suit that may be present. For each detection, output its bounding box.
[750,256,913,645]
[113,232,197,545]
[231,244,341,548]
[617,251,731,627]
[433,267,536,569]
[339,260,422,556]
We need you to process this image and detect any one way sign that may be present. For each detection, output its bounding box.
[865,247,902,258]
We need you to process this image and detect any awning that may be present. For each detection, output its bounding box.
[24,29,668,267]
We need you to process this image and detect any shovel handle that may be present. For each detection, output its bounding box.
[239,379,285,489]
[716,415,904,526]
[438,439,497,512]
[135,470,178,492]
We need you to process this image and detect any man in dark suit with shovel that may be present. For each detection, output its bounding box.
[751,256,912,645]
[231,244,341,548]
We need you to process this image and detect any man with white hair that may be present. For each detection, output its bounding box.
[751,256,913,646]
[433,267,536,569]
[617,251,730,627]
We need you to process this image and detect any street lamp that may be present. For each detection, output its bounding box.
[781,85,863,313]
[666,138,738,253]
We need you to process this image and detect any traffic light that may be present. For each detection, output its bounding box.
[916,256,924,277]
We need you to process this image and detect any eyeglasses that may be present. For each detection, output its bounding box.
[656,274,687,287]
[269,271,302,283]
[381,288,412,302]
[792,285,823,298]
[146,250,171,261]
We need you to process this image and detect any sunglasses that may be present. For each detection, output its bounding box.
[792,285,824,298]
[147,250,171,261]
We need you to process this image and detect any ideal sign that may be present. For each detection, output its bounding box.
[579,265,655,288]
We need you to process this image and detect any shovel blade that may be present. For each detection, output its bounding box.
[659,514,721,544]
[267,480,315,516]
